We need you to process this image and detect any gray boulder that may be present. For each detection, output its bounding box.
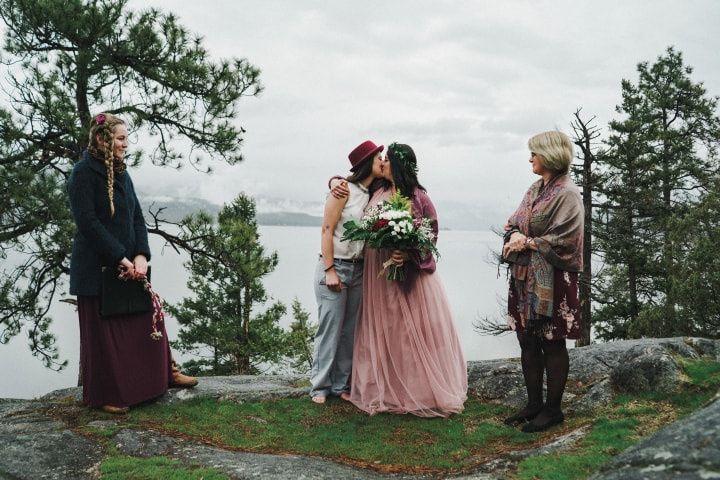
[0,400,104,480]
[685,337,720,360]
[467,359,527,408]
[610,343,682,394]
[568,378,613,414]
[568,337,699,385]
[591,397,720,480]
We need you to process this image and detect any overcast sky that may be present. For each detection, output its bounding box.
[43,2,720,216]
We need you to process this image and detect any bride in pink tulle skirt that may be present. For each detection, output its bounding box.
[348,143,468,418]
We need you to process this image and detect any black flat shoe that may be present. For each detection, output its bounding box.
[521,410,564,433]
[503,405,543,426]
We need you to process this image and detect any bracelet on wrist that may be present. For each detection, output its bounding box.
[324,264,335,272]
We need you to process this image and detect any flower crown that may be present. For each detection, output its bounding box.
[95,113,106,126]
[388,142,417,175]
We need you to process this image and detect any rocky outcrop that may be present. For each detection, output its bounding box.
[609,343,683,394]
[40,374,309,405]
[466,359,527,408]
[591,394,720,480]
[1,337,718,479]
[0,400,104,480]
[467,337,720,413]
[4,376,311,480]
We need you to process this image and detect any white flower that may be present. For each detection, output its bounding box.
[380,209,411,221]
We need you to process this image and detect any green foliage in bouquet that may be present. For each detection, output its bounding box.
[341,191,438,280]
[385,190,413,213]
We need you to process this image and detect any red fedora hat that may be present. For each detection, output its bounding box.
[348,140,383,171]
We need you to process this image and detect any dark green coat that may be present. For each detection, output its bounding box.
[67,151,151,296]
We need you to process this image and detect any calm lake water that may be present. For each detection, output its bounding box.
[0,226,520,399]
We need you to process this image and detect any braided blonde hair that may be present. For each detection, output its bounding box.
[87,113,126,216]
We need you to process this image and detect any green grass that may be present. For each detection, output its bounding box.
[516,357,720,479]
[127,396,538,472]
[683,357,720,388]
[72,357,719,478]
[100,456,229,480]
[516,415,640,480]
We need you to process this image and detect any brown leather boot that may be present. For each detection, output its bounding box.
[170,360,198,388]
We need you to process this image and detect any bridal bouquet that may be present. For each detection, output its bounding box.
[342,191,438,281]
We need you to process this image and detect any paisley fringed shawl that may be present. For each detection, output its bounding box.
[507,174,584,321]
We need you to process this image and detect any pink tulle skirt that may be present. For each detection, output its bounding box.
[349,247,468,418]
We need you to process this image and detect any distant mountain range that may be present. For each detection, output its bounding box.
[139,196,323,226]
[140,195,505,231]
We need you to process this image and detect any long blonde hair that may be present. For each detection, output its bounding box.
[87,113,126,216]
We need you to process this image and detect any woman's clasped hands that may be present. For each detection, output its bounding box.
[502,231,529,258]
[118,255,148,280]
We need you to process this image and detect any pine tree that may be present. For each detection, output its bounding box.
[594,47,720,339]
[668,177,720,338]
[0,0,261,367]
[285,298,317,373]
[593,81,658,339]
[166,195,313,375]
[637,47,720,335]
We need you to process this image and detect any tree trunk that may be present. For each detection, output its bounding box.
[628,255,639,322]
[233,286,252,375]
[571,109,600,346]
[627,162,640,324]
[302,316,313,370]
[75,49,91,139]
[213,344,218,374]
[661,116,675,335]
[577,151,593,346]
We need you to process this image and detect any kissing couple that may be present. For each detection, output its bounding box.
[309,140,468,418]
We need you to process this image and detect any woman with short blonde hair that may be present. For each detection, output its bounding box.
[501,130,583,432]
[527,131,574,174]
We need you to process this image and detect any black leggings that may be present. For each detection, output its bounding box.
[517,332,569,413]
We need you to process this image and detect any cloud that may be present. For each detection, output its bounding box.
[119,1,720,209]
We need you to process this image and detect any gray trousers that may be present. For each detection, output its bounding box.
[310,258,363,397]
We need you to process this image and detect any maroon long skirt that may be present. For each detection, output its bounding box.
[78,296,171,407]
